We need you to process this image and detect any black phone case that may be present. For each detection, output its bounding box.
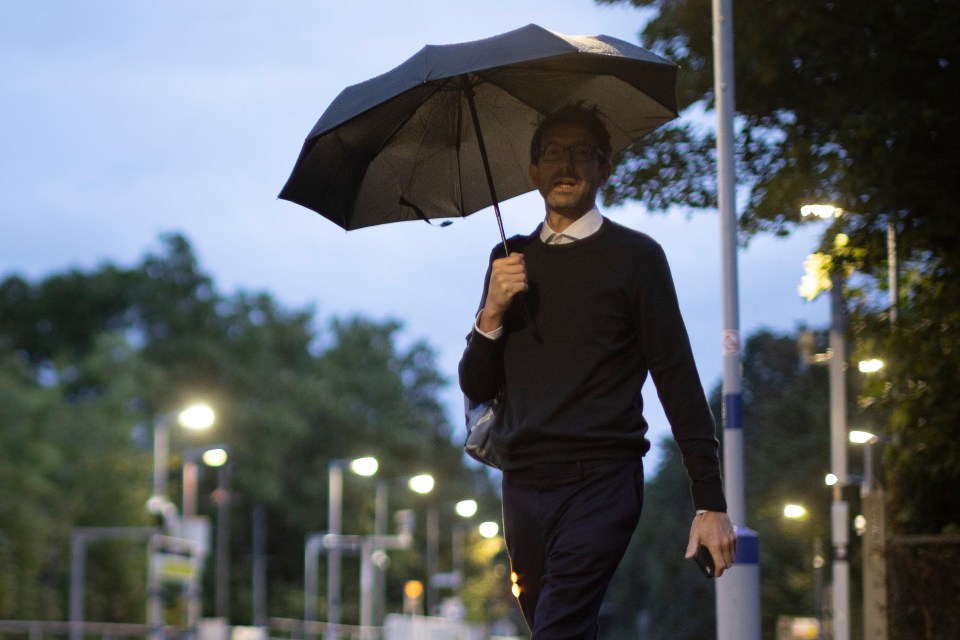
[694,545,716,578]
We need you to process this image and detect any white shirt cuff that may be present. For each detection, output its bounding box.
[474,311,503,340]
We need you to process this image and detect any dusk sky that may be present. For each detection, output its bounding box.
[1,2,830,468]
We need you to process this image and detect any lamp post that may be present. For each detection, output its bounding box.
[182,444,225,520]
[152,403,215,510]
[801,204,898,328]
[327,456,378,640]
[828,269,851,640]
[783,504,826,639]
[201,448,231,621]
[426,497,479,615]
[373,474,434,624]
[798,211,856,640]
[711,1,762,636]
[849,428,888,640]
[849,430,879,495]
[451,499,478,592]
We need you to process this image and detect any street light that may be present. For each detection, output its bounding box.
[784,504,809,520]
[199,448,231,621]
[848,428,889,640]
[372,473,434,625]
[849,430,880,497]
[426,497,481,615]
[801,204,844,219]
[455,499,478,519]
[478,521,500,539]
[801,203,899,327]
[327,456,378,640]
[178,404,216,431]
[408,473,435,495]
[797,230,851,640]
[152,402,215,512]
[857,359,884,374]
[782,503,825,638]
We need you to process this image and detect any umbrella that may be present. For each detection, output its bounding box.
[279,23,678,252]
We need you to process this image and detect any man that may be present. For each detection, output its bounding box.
[458,103,736,638]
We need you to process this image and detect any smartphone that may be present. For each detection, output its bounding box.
[693,545,716,578]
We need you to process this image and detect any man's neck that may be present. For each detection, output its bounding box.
[545,208,589,234]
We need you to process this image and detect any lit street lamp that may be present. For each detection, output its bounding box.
[857,359,884,374]
[199,447,231,621]
[848,430,879,495]
[372,473,434,625]
[152,402,215,517]
[783,504,809,520]
[327,456,378,640]
[848,428,888,640]
[478,521,499,539]
[801,203,899,327]
[426,497,480,615]
[782,503,825,638]
[797,228,851,640]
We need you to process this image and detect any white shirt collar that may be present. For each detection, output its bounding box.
[540,207,603,244]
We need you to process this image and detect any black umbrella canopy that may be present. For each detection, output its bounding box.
[279,23,678,232]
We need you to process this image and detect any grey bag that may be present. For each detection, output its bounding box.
[463,395,502,469]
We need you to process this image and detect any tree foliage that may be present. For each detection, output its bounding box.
[0,234,501,623]
[597,0,960,535]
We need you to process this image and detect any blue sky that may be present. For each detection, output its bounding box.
[1,1,829,467]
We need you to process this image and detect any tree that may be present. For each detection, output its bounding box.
[0,233,499,623]
[596,0,960,535]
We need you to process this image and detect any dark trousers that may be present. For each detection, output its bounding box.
[501,458,644,639]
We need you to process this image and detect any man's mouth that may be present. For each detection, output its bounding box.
[553,176,579,190]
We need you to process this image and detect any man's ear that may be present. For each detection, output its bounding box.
[529,163,539,184]
[600,160,613,184]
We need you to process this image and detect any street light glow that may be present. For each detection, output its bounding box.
[455,499,478,518]
[858,358,885,373]
[178,403,215,430]
[349,456,379,477]
[825,473,839,486]
[408,473,434,494]
[854,515,867,536]
[800,204,843,219]
[783,504,809,519]
[849,430,879,445]
[202,448,228,467]
[478,521,500,539]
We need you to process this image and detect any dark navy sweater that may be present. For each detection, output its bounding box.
[459,218,726,512]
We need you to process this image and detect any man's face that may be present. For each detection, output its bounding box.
[529,121,612,221]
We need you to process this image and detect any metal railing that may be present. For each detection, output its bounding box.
[267,618,379,640]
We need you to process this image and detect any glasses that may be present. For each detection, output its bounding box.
[537,142,606,163]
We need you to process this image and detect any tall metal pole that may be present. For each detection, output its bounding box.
[360,539,376,640]
[829,272,850,640]
[252,503,267,627]
[153,417,169,499]
[426,506,439,616]
[305,534,323,639]
[182,459,199,519]
[215,464,232,620]
[711,0,761,637]
[69,532,86,640]
[374,482,389,625]
[328,462,344,640]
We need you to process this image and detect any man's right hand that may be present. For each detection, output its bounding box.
[478,253,527,333]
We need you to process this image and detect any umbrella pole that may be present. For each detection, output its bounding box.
[462,78,510,256]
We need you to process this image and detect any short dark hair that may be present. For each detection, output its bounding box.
[529,102,612,165]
